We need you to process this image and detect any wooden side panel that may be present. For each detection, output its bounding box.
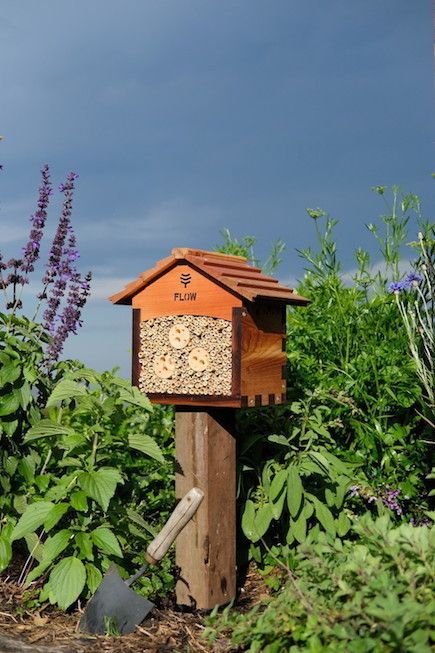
[132,308,141,387]
[133,263,242,320]
[175,410,236,610]
[240,303,287,406]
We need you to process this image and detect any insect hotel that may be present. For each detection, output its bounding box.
[110,248,309,609]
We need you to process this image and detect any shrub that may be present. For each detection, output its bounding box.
[206,514,435,652]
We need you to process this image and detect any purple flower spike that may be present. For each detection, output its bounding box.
[21,165,52,279]
[42,171,78,289]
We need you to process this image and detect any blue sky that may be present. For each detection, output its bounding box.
[1,1,433,376]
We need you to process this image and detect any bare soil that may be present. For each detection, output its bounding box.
[0,566,270,653]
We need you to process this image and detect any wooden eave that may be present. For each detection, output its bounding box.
[109,248,309,306]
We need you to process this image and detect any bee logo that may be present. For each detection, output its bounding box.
[180,272,192,288]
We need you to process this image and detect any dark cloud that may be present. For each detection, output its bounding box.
[1,0,433,373]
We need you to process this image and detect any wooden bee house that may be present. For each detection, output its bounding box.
[110,248,309,408]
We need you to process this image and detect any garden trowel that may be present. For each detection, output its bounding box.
[79,487,204,635]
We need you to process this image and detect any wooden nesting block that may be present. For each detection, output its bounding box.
[138,315,232,396]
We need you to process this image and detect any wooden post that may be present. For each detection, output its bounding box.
[175,408,236,610]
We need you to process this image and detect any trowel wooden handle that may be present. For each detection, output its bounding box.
[145,487,204,564]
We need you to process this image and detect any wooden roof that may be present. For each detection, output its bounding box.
[109,248,309,306]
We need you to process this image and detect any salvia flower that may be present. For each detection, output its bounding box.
[21,164,52,278]
[41,171,78,288]
[381,488,402,516]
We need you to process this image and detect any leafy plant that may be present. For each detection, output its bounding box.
[206,514,435,652]
[1,368,175,609]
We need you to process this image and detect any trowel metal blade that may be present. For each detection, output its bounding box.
[79,566,155,635]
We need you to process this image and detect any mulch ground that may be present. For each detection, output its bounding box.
[0,565,270,653]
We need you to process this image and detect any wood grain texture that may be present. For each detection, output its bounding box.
[133,263,242,320]
[240,302,287,402]
[146,488,204,563]
[175,409,236,610]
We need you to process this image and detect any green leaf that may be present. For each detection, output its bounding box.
[46,380,87,408]
[17,383,32,409]
[78,468,123,512]
[0,363,21,385]
[49,556,86,609]
[2,420,18,437]
[11,501,55,541]
[126,509,156,536]
[75,532,94,560]
[253,504,273,541]
[267,434,290,447]
[269,470,287,503]
[44,503,69,531]
[269,470,287,520]
[91,527,123,557]
[24,420,76,442]
[18,454,36,483]
[24,533,44,562]
[4,456,18,477]
[242,499,258,542]
[290,512,307,544]
[0,392,20,417]
[0,535,12,573]
[70,491,88,512]
[85,563,102,594]
[312,497,336,536]
[118,386,152,410]
[25,530,72,585]
[42,529,72,564]
[336,511,351,537]
[287,467,303,517]
[128,433,164,463]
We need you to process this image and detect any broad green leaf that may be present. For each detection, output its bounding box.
[25,530,72,585]
[85,563,102,594]
[49,556,86,609]
[336,511,351,537]
[267,434,290,447]
[325,487,335,507]
[118,386,152,410]
[24,532,44,562]
[70,491,88,512]
[253,504,273,541]
[78,468,123,512]
[44,503,69,531]
[2,420,18,437]
[290,513,307,544]
[75,532,94,560]
[287,467,303,517]
[128,434,164,463]
[4,456,18,477]
[24,420,76,442]
[269,470,287,503]
[13,495,27,514]
[0,392,20,417]
[42,529,72,563]
[11,501,55,541]
[46,380,87,407]
[17,382,32,409]
[0,363,21,385]
[91,527,123,557]
[312,497,336,536]
[18,455,36,483]
[241,499,258,542]
[0,535,12,573]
